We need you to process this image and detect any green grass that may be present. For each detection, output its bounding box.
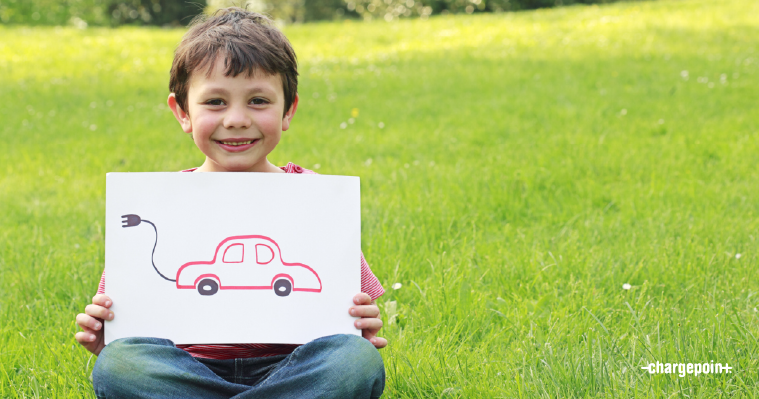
[2,0,759,396]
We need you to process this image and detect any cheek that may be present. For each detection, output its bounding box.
[257,111,283,136]
[193,114,219,138]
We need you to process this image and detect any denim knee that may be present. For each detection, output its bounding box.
[91,337,175,393]
[92,337,248,399]
[331,334,384,373]
[93,338,174,374]
[312,334,385,397]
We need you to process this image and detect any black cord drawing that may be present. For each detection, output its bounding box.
[121,214,176,282]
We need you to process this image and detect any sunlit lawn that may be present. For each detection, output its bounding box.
[2,0,759,396]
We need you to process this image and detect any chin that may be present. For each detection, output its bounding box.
[221,160,259,172]
[221,164,253,172]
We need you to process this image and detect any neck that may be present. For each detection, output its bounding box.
[195,157,284,173]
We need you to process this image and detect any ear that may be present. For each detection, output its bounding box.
[281,94,299,132]
[168,93,192,133]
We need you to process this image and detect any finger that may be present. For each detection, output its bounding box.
[92,294,113,308]
[85,304,114,321]
[76,313,103,331]
[353,293,372,305]
[75,330,99,344]
[355,317,383,331]
[79,325,98,336]
[349,305,380,318]
[369,336,388,349]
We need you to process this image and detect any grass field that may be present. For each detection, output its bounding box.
[2,0,759,396]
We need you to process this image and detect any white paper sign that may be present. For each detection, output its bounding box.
[104,172,361,345]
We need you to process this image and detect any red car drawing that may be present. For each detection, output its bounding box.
[174,235,322,297]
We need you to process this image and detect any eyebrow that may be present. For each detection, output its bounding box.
[198,86,275,97]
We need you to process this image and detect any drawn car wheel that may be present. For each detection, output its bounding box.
[274,279,292,297]
[198,278,219,296]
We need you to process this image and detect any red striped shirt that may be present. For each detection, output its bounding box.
[97,162,384,359]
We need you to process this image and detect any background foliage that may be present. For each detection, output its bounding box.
[0,0,629,26]
[0,0,205,26]
[2,0,759,397]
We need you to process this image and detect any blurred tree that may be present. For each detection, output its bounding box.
[302,0,346,21]
[0,0,633,26]
[206,0,347,23]
[0,0,110,26]
[0,0,203,26]
[109,0,205,26]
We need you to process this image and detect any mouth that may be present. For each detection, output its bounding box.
[215,138,259,152]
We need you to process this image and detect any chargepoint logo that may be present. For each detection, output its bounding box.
[641,361,733,377]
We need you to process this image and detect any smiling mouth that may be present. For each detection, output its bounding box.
[217,139,257,146]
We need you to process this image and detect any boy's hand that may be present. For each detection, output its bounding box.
[350,293,387,349]
[75,294,114,356]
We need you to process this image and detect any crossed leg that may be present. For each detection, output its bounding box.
[92,334,384,399]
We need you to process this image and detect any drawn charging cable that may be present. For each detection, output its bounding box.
[121,214,176,282]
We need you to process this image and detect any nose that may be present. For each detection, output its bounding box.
[223,104,252,130]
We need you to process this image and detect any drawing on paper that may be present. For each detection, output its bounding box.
[121,214,322,297]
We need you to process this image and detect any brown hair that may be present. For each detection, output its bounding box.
[169,8,298,116]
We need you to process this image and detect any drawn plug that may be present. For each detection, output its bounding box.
[121,214,143,228]
[120,215,172,281]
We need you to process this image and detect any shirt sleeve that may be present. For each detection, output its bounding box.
[360,252,384,301]
[97,270,106,295]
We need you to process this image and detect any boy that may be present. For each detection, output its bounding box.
[74,8,386,398]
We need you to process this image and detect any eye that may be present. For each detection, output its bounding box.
[250,98,269,105]
[205,99,225,106]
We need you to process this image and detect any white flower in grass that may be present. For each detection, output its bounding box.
[392,283,402,290]
[622,283,632,290]
[736,253,742,259]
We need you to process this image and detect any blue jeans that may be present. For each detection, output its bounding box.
[92,334,385,398]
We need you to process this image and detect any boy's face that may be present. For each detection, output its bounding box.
[168,57,298,172]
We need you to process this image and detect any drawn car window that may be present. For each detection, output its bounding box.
[223,243,244,263]
[256,244,274,264]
